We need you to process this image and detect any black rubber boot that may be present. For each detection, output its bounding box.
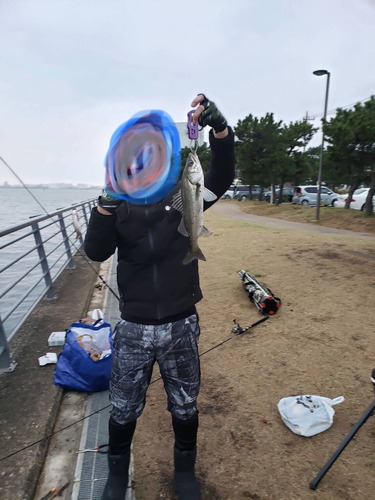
[101,418,136,500]
[174,446,202,500]
[101,450,130,500]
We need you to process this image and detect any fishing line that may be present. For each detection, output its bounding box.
[0,154,270,462]
[0,316,268,462]
[0,155,120,301]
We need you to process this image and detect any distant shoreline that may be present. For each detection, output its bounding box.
[0,186,101,189]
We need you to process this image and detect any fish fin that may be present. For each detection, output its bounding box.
[177,217,189,237]
[199,225,212,237]
[171,190,183,213]
[182,247,206,265]
[203,187,217,202]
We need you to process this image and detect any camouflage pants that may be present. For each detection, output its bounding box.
[110,314,200,425]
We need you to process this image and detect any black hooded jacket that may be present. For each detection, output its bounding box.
[84,128,235,324]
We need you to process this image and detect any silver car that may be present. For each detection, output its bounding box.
[222,185,256,201]
[292,186,338,206]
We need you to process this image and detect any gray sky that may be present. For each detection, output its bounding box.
[1,0,375,185]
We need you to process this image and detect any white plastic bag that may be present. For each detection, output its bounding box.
[278,395,344,437]
[70,320,111,355]
[92,308,104,321]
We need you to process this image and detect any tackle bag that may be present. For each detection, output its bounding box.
[278,395,345,437]
[54,319,113,392]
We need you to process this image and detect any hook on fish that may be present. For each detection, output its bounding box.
[187,110,199,152]
[190,139,198,152]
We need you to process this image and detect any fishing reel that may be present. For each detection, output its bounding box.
[232,319,245,334]
[231,317,269,334]
[238,270,281,315]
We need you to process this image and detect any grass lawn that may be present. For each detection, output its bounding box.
[134,209,375,500]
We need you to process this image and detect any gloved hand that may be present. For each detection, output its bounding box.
[191,94,228,133]
[98,189,122,215]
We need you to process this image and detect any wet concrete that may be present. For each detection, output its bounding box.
[32,258,112,500]
[0,253,100,500]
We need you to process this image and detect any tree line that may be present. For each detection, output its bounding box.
[180,96,375,216]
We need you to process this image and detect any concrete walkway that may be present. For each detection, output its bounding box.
[31,254,135,500]
[0,253,100,500]
[213,202,375,238]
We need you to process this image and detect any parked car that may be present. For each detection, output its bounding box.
[250,185,261,197]
[264,188,294,203]
[292,186,338,206]
[334,188,375,210]
[231,185,262,201]
[222,185,262,201]
[233,185,251,201]
[221,185,236,200]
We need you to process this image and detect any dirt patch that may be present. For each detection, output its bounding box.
[133,210,375,500]
[315,250,341,259]
[238,200,375,234]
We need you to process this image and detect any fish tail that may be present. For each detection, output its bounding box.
[182,247,206,265]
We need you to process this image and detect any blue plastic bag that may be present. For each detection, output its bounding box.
[54,319,113,392]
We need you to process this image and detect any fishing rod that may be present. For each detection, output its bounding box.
[309,370,375,490]
[0,155,271,462]
[0,156,120,301]
[0,316,268,462]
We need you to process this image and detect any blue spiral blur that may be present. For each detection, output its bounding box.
[104,110,181,205]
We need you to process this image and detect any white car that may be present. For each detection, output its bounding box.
[221,185,236,200]
[334,188,375,210]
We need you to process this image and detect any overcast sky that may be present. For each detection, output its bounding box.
[1,0,375,185]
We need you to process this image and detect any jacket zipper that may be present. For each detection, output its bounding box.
[145,208,162,320]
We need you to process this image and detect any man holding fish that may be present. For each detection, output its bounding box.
[85,94,235,500]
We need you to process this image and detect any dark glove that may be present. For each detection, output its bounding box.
[98,189,122,214]
[197,94,228,133]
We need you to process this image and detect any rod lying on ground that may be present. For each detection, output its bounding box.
[0,316,269,462]
[310,369,375,490]
[239,270,281,315]
[150,316,269,384]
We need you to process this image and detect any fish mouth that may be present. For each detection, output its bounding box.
[187,152,199,165]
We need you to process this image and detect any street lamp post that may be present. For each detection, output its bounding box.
[313,69,330,221]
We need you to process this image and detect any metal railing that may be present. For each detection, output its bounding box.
[0,198,96,372]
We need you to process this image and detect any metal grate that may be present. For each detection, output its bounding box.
[77,392,111,500]
[72,254,135,500]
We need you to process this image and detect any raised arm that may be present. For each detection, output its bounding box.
[84,201,118,262]
[190,94,235,210]
[203,127,235,210]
